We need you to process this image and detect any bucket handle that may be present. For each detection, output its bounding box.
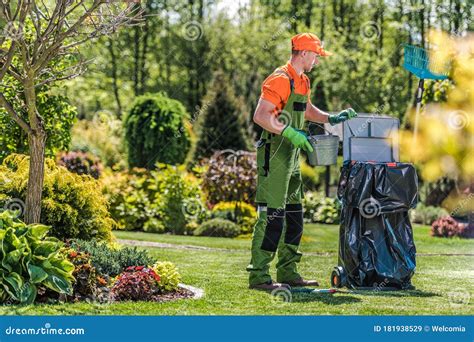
[308,122,334,136]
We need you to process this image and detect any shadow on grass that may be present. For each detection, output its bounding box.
[290,293,362,305]
[343,289,439,298]
[283,288,439,304]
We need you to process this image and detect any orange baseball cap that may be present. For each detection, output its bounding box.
[291,33,332,56]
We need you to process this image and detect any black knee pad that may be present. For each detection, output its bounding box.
[261,208,285,252]
[285,203,303,245]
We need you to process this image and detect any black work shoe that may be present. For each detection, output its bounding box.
[283,277,319,287]
[249,281,291,291]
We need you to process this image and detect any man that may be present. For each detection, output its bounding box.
[246,33,358,291]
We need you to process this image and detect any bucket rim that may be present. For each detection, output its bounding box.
[308,134,339,140]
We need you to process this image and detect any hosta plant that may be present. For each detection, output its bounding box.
[0,211,74,304]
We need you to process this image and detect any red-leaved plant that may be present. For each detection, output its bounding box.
[111,266,161,301]
[431,216,472,238]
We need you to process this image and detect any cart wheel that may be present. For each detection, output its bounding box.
[331,266,346,288]
[331,271,340,288]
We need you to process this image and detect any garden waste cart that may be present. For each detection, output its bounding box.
[331,116,419,290]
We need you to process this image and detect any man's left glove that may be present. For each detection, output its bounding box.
[328,108,358,126]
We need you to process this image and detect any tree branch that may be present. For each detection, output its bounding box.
[0,42,17,81]
[0,92,33,135]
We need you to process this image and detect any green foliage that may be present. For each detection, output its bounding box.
[0,154,113,241]
[193,70,250,160]
[0,211,74,304]
[154,164,204,235]
[202,151,257,205]
[302,192,324,223]
[0,19,77,162]
[300,157,343,192]
[124,93,191,169]
[101,168,158,231]
[0,91,77,162]
[102,165,204,234]
[419,177,456,207]
[303,192,340,224]
[211,201,257,234]
[300,161,321,191]
[422,79,455,105]
[71,117,127,170]
[410,204,449,225]
[152,261,181,292]
[57,151,103,179]
[67,1,471,135]
[70,239,155,277]
[194,218,240,238]
[315,197,341,224]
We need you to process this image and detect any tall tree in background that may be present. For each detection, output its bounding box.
[63,0,472,134]
[193,70,250,160]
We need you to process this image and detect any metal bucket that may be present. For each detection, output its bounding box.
[307,134,339,166]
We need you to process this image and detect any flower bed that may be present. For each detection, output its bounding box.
[0,211,196,305]
[62,240,196,303]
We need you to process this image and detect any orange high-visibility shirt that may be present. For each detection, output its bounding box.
[260,61,311,115]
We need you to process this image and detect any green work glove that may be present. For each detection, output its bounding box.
[281,126,314,153]
[328,108,358,126]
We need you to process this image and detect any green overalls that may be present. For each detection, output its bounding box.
[247,68,308,286]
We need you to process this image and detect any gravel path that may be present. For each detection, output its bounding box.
[117,239,474,256]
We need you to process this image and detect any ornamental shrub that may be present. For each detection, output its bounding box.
[57,151,103,179]
[101,168,159,231]
[155,164,205,235]
[70,239,155,277]
[409,204,449,225]
[431,216,473,238]
[315,197,341,224]
[0,154,113,241]
[211,201,257,234]
[193,70,250,160]
[124,93,191,169]
[71,118,126,170]
[111,266,161,301]
[202,150,256,205]
[302,192,340,224]
[65,249,104,302]
[302,191,324,223]
[152,261,181,292]
[194,218,240,238]
[101,165,204,234]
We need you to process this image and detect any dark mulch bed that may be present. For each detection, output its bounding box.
[149,287,195,302]
[33,286,196,305]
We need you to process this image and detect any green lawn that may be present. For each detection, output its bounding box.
[2,224,473,315]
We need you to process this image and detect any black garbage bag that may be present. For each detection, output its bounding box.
[336,161,419,289]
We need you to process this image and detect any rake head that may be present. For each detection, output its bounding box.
[403,44,449,80]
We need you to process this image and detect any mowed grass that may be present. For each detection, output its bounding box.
[2,224,473,315]
[114,224,474,255]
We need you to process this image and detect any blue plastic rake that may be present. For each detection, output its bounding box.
[403,44,449,144]
[403,44,449,81]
